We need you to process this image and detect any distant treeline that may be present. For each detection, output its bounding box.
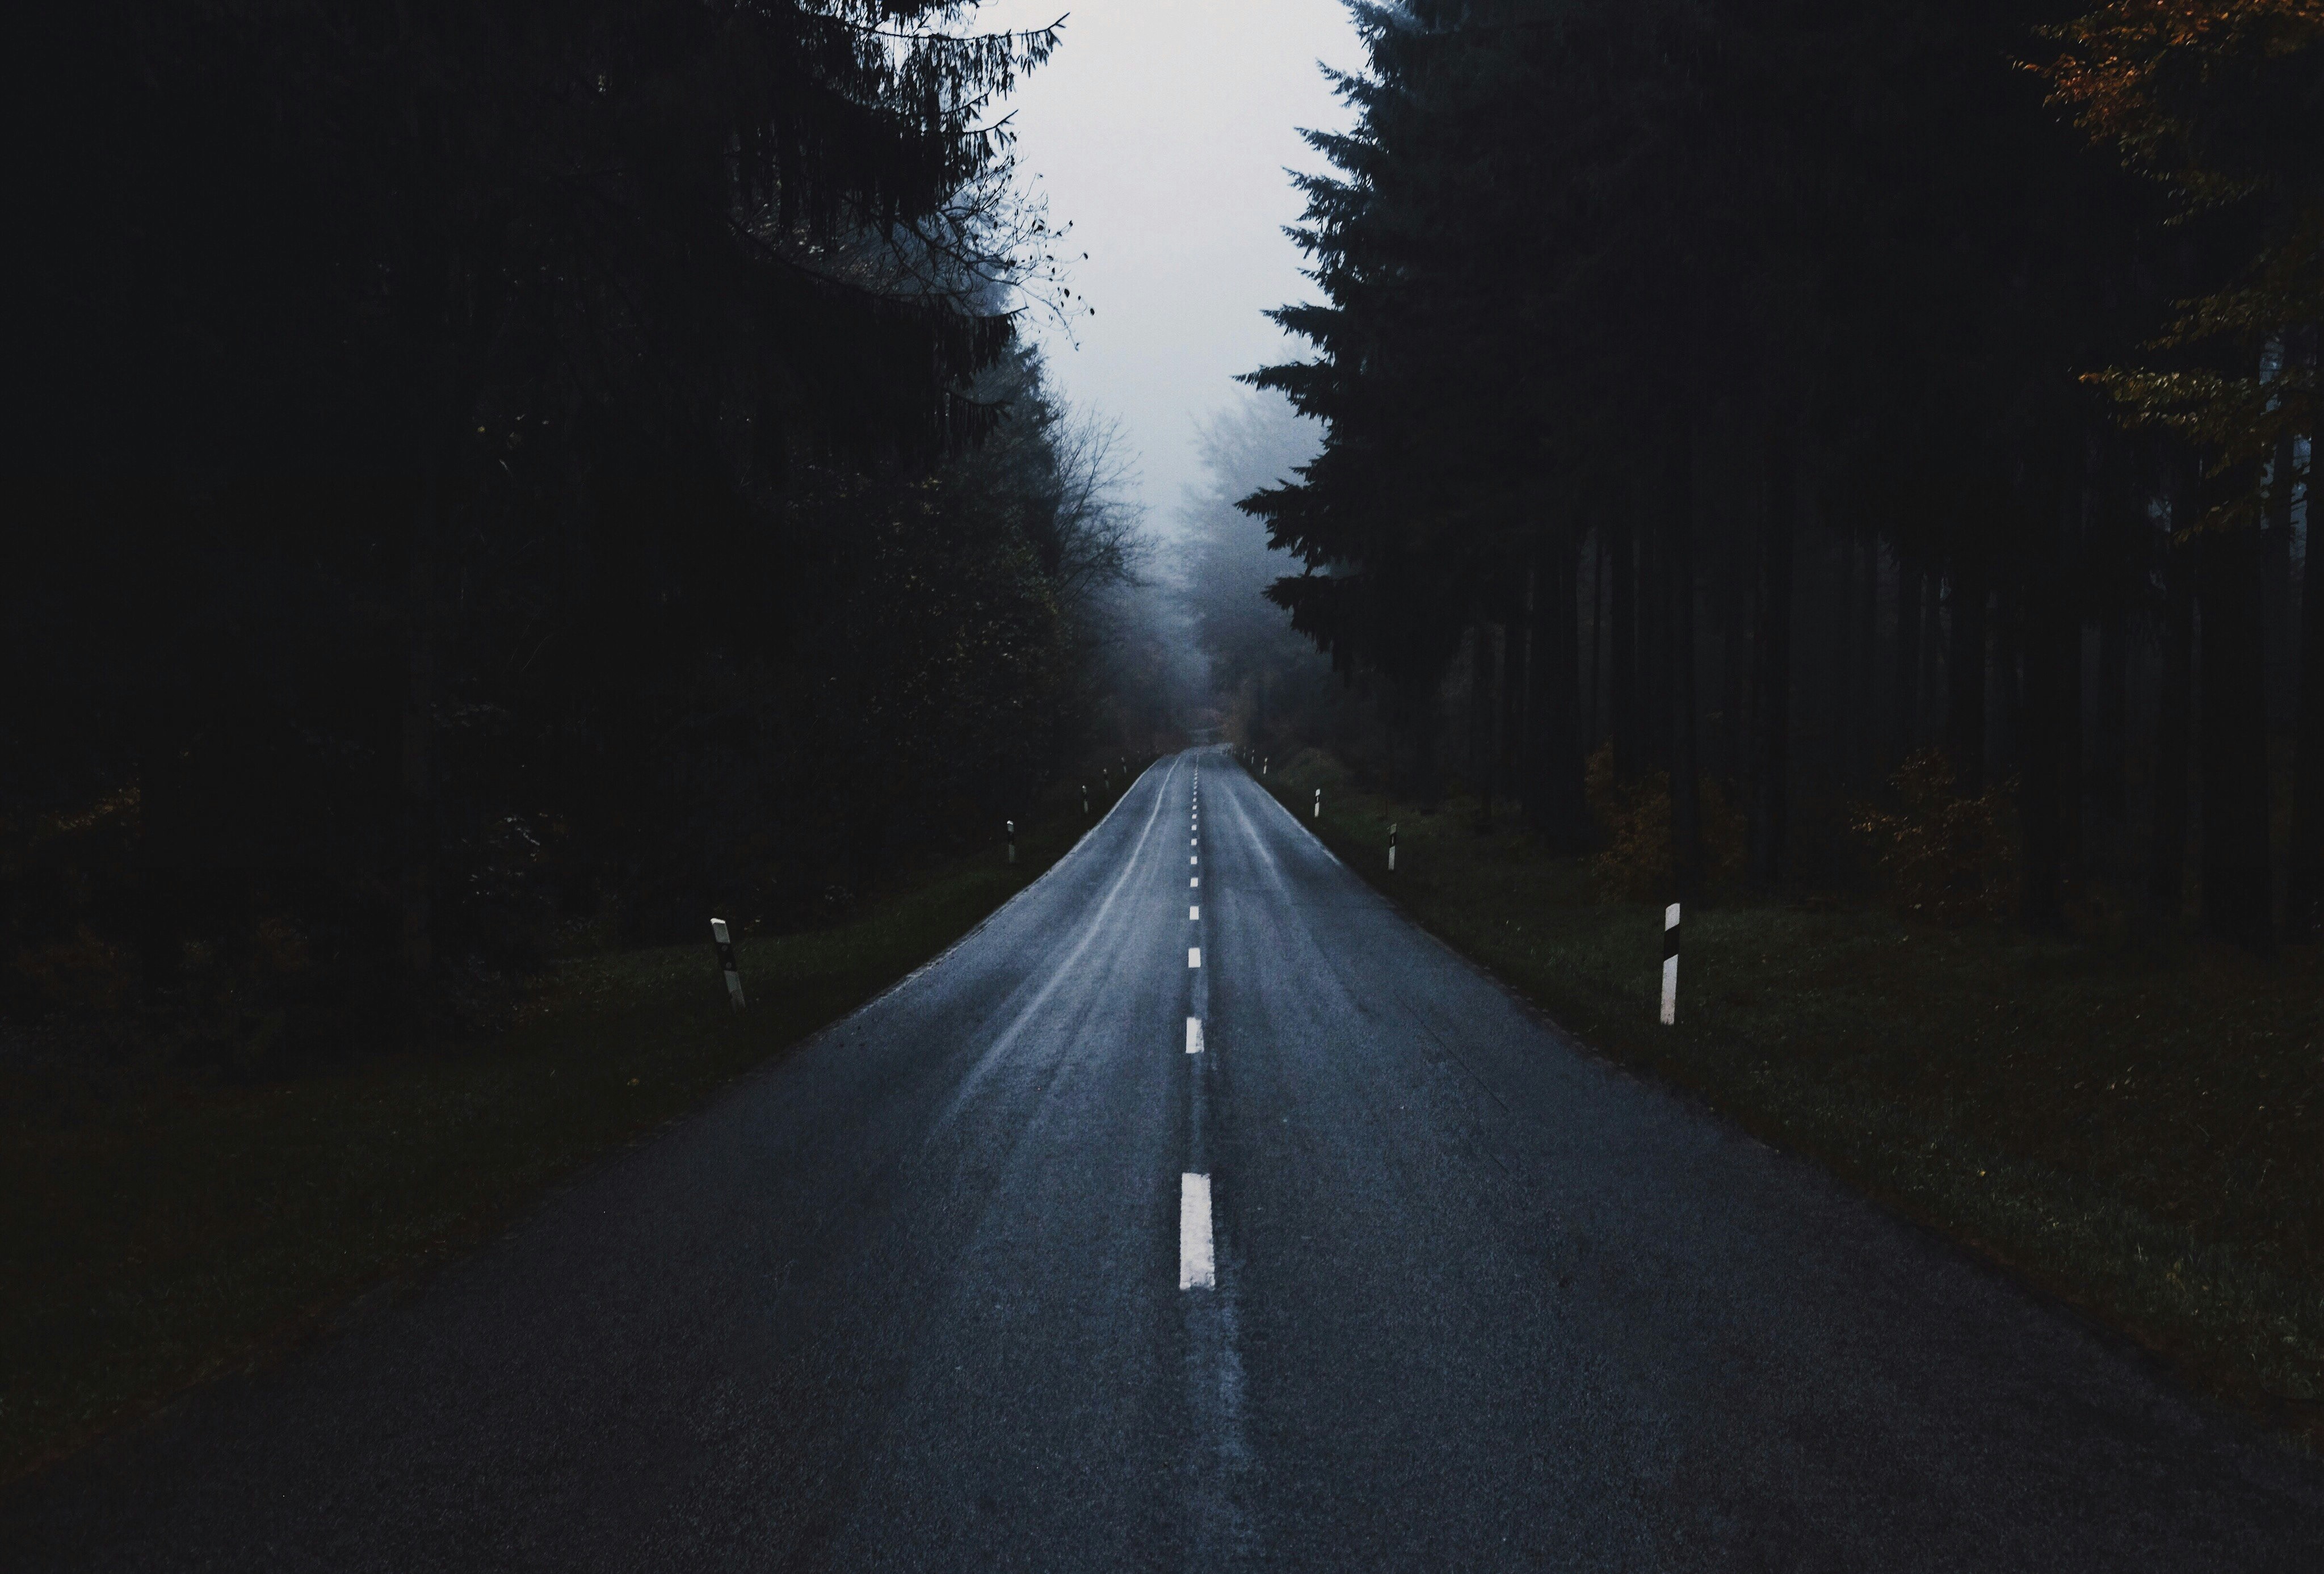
[1238,0,2319,945]
[2,2,1153,1055]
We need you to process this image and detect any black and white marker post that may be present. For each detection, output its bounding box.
[1006,819,1016,866]
[1313,787,1322,821]
[1389,822,1398,872]
[711,918,745,1010]
[1659,902,1680,1025]
[1081,783,1089,816]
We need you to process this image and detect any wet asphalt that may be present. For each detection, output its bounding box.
[6,746,2322,1571]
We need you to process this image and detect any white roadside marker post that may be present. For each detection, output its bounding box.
[1660,902,1680,1025]
[711,918,745,1010]
[1006,819,1016,865]
[1081,783,1089,816]
[1389,823,1398,872]
[1313,787,1321,820]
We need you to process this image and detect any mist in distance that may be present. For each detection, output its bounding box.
[976,0,1357,544]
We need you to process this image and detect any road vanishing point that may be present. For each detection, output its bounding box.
[7,748,2322,1570]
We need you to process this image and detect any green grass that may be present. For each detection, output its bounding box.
[0,780,1131,1481]
[1260,746,2324,1448]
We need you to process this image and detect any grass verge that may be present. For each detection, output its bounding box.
[0,776,1133,1482]
[1258,746,2324,1449]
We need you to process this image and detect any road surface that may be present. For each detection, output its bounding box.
[7,748,2322,1570]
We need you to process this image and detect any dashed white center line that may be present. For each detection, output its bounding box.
[1191,855,1198,865]
[1186,1017,1204,1055]
[1190,905,1200,920]
[1188,947,1201,968]
[1180,1173,1215,1289]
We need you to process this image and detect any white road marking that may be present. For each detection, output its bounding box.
[1180,1173,1215,1289]
[1186,1017,1204,1055]
[1188,947,1201,968]
[1191,855,1198,865]
[1190,905,1200,920]
[1190,876,1199,887]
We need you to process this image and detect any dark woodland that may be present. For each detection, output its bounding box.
[1207,0,2317,947]
[5,2,1172,1060]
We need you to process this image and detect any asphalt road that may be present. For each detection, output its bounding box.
[8,747,2322,1571]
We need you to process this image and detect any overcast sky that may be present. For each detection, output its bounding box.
[974,1,1359,534]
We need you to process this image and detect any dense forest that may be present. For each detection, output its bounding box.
[1225,0,2319,946]
[1,1,1166,1057]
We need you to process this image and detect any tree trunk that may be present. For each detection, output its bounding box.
[1722,551,1750,784]
[2065,482,2087,880]
[1994,584,2023,782]
[2091,487,2129,875]
[1500,610,1527,812]
[1527,530,1590,851]
[1750,426,1795,885]
[1587,526,1607,755]
[2151,505,2194,918]
[136,702,188,1002]
[1833,527,1856,787]
[1640,490,1670,774]
[2020,482,2071,933]
[1472,621,1497,826]
[1945,546,1987,797]
[1855,532,1879,787]
[1667,414,1703,895]
[1895,555,1923,766]
[401,457,440,1025]
[2263,422,2300,725]
[1610,505,1638,778]
[1922,569,1945,761]
[2198,515,2274,949]
[119,479,181,1001]
[1414,677,1444,812]
[2287,334,2323,934]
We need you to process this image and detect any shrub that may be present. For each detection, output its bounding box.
[1851,750,2016,924]
[1583,742,1746,900]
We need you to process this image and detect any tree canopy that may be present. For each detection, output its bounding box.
[1223,0,2314,943]
[3,1,1157,1053]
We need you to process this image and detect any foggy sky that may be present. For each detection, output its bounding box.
[976,1,1358,535]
